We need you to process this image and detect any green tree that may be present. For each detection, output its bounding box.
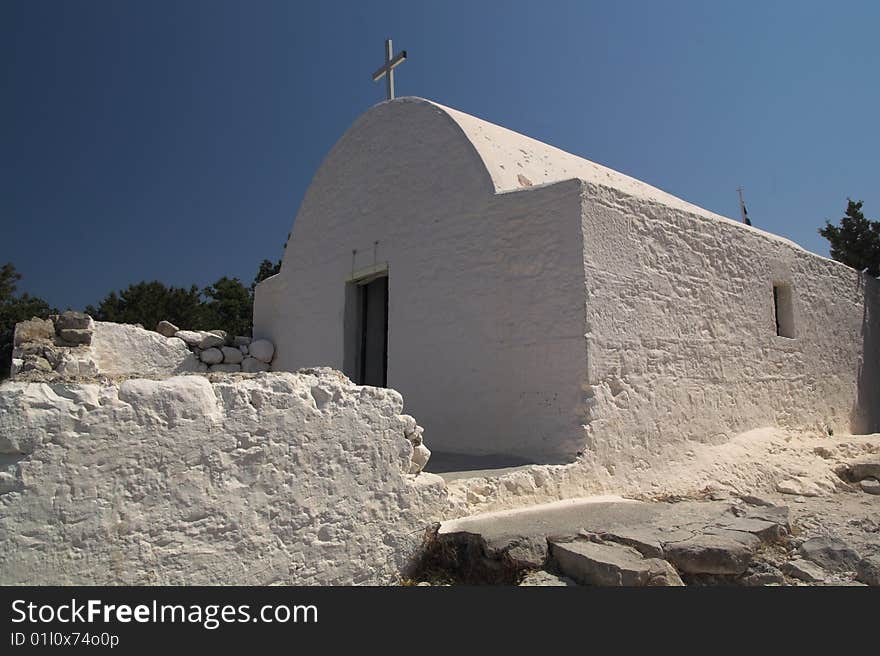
[85,281,205,331]
[252,258,282,291]
[0,263,55,378]
[819,199,880,277]
[202,277,253,337]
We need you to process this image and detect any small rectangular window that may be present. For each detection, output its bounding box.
[773,283,795,338]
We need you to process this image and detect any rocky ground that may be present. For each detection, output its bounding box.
[408,451,880,586]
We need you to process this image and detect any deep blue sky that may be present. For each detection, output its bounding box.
[3,0,878,311]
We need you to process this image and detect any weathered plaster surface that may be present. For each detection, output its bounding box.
[256,99,588,460]
[256,96,878,462]
[0,370,447,585]
[580,182,880,460]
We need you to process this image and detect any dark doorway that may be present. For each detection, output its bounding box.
[356,276,388,387]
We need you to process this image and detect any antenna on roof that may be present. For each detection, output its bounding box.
[737,187,752,226]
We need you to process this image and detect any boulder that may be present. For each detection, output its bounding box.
[404,423,424,447]
[856,555,880,586]
[53,311,93,331]
[859,478,880,495]
[241,357,270,373]
[239,345,248,355]
[797,537,861,573]
[174,330,207,347]
[92,322,202,376]
[13,318,55,346]
[199,333,226,350]
[249,340,275,363]
[550,539,684,586]
[221,347,243,364]
[664,530,760,575]
[783,558,827,583]
[199,348,224,365]
[155,321,179,337]
[409,443,431,474]
[233,336,252,347]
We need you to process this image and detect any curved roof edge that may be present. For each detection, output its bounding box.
[389,97,809,255]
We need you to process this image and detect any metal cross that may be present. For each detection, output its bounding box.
[371,38,407,100]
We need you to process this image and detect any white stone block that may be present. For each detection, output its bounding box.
[91,322,202,376]
[248,340,274,363]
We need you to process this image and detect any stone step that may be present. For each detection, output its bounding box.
[426,495,793,585]
[550,538,684,586]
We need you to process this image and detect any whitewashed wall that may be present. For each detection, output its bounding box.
[256,100,589,461]
[580,181,880,463]
[256,97,878,465]
[0,370,448,585]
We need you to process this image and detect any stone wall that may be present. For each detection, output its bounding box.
[0,369,446,585]
[11,313,277,380]
[11,312,100,378]
[255,100,589,461]
[158,322,276,374]
[581,181,879,465]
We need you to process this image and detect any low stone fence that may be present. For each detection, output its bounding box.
[11,312,99,378]
[156,321,274,373]
[0,368,447,584]
[11,313,276,379]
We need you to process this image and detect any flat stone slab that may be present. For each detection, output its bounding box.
[550,539,684,586]
[664,529,760,575]
[798,537,861,573]
[439,496,646,567]
[594,527,667,559]
[437,496,791,577]
[843,457,880,482]
[783,558,827,583]
[714,517,786,543]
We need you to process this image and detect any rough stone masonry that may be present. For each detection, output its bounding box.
[0,368,445,585]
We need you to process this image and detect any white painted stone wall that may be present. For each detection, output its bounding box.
[580,181,880,464]
[0,370,448,585]
[256,99,589,461]
[256,96,878,463]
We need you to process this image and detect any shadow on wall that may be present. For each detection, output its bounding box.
[851,274,880,434]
